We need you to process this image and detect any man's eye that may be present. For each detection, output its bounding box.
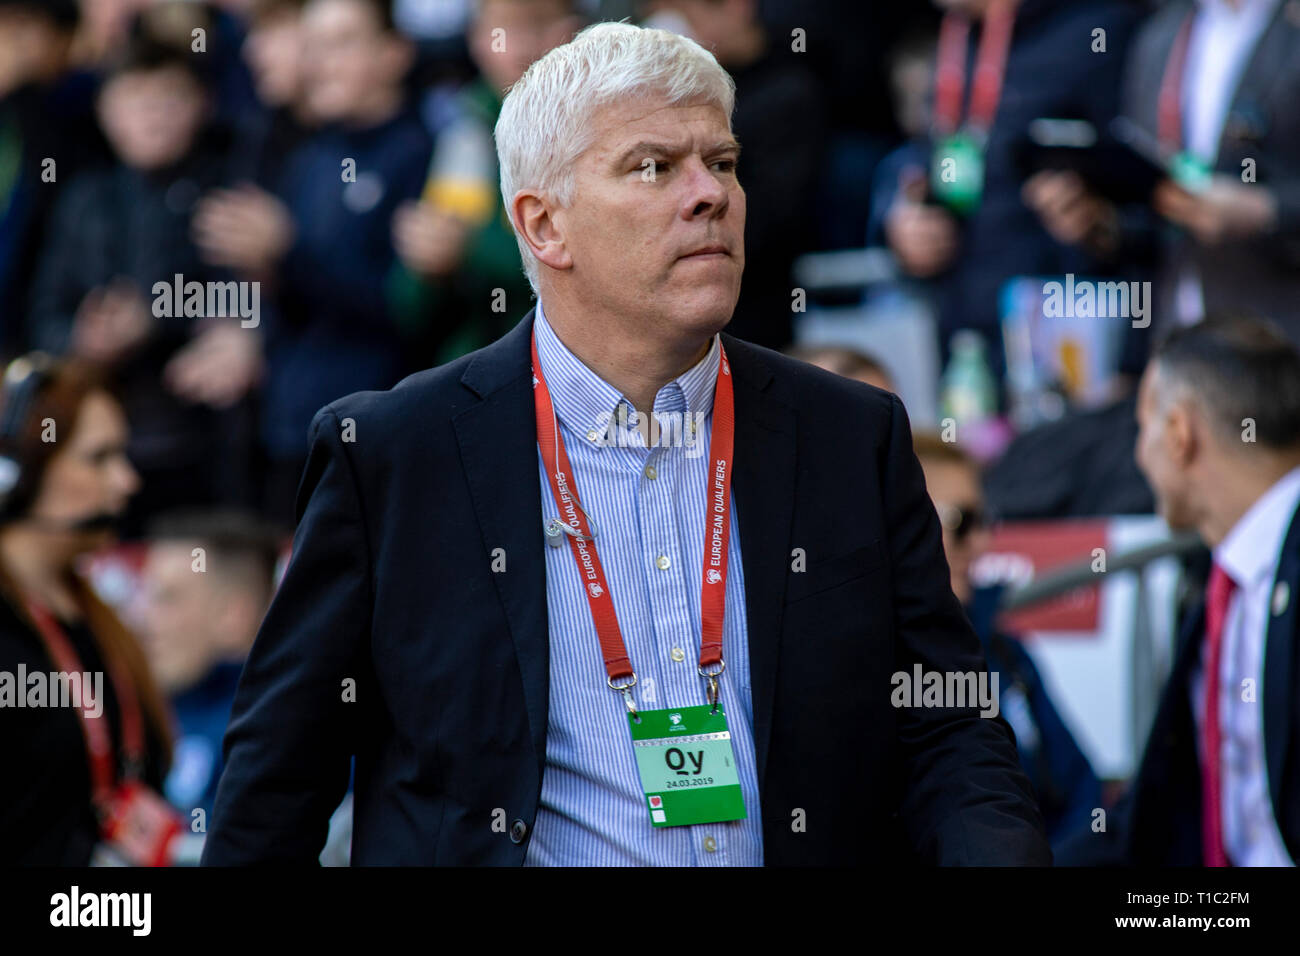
[712,160,737,173]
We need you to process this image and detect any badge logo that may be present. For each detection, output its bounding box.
[588,582,604,598]
[706,569,722,584]
[648,795,663,808]
[669,713,682,725]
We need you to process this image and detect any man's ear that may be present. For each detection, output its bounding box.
[511,190,573,272]
[1165,399,1199,468]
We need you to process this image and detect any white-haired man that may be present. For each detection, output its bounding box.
[203,22,1050,866]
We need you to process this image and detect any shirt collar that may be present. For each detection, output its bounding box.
[1214,464,1300,587]
[533,299,720,441]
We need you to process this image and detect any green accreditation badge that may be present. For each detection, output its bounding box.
[931,132,985,217]
[629,703,747,828]
[1168,150,1212,194]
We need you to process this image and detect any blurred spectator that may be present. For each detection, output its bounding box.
[651,0,825,350]
[389,0,581,362]
[136,510,281,823]
[26,37,234,537]
[1058,314,1300,865]
[0,0,110,348]
[231,0,314,186]
[784,343,897,392]
[1024,0,1300,352]
[193,0,433,526]
[914,431,1102,847]
[871,0,1143,380]
[0,355,176,865]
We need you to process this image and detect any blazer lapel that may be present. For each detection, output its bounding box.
[452,310,550,781]
[723,334,798,793]
[1263,501,1300,830]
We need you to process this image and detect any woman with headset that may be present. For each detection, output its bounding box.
[0,354,179,864]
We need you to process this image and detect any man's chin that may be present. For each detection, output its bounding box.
[666,287,740,332]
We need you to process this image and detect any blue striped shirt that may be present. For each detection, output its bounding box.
[523,302,764,866]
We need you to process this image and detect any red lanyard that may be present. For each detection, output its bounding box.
[932,0,1017,139]
[25,597,145,809]
[1157,11,1196,152]
[531,331,735,713]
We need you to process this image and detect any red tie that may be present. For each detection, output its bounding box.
[1201,562,1237,867]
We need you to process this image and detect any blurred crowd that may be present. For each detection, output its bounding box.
[0,0,922,533]
[2,0,1299,865]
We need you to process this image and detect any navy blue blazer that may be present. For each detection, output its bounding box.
[201,310,1051,865]
[1058,502,1300,866]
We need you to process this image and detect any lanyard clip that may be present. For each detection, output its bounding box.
[608,673,639,720]
[699,660,726,714]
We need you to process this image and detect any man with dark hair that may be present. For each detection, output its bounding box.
[1058,313,1300,865]
[138,510,283,822]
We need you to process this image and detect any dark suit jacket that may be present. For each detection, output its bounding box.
[1118,0,1300,339]
[1059,499,1300,865]
[201,311,1051,865]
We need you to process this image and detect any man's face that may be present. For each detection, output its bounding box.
[137,541,220,695]
[1135,366,1197,531]
[301,0,406,123]
[99,67,207,171]
[550,95,745,339]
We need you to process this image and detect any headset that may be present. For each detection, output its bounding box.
[0,352,56,522]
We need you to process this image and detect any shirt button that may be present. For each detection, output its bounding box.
[670,647,686,662]
[586,429,600,442]
[703,836,717,853]
[656,554,670,570]
[644,464,657,480]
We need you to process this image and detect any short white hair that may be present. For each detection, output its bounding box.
[495,21,736,295]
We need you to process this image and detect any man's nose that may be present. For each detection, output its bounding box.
[680,157,729,218]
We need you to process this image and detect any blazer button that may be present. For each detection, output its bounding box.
[510,819,529,844]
